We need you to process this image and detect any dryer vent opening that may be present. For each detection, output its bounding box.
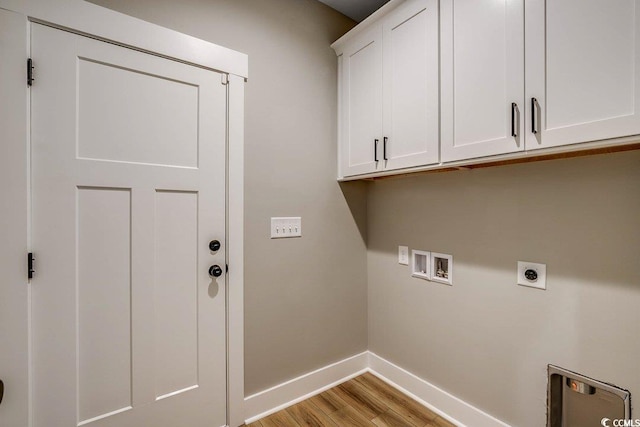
[548,365,631,427]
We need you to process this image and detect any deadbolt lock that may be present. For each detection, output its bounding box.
[209,240,221,251]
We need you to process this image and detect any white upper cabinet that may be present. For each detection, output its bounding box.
[525,0,640,150]
[336,0,439,178]
[440,0,525,162]
[334,0,640,180]
[340,25,383,176]
[382,0,439,170]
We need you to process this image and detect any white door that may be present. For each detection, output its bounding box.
[382,0,439,171]
[340,25,383,177]
[440,0,524,162]
[31,24,227,427]
[526,0,640,150]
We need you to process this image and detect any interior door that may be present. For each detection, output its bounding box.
[31,23,227,427]
[440,0,524,162]
[526,0,640,150]
[382,0,439,171]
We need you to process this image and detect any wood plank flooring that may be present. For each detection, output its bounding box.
[246,372,457,427]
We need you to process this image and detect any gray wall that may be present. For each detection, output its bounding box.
[367,150,640,426]
[87,0,367,396]
[83,3,640,425]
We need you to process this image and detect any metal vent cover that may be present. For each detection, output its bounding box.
[548,365,631,427]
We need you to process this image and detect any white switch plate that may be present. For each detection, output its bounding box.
[517,261,547,290]
[271,217,302,239]
[398,246,409,265]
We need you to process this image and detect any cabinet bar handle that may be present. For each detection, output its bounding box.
[511,103,518,137]
[531,97,539,134]
[383,136,388,161]
[374,139,379,162]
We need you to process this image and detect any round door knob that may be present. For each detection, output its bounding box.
[209,265,223,277]
[209,240,221,251]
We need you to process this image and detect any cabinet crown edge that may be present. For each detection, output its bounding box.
[331,0,407,54]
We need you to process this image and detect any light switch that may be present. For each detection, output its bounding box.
[271,217,302,239]
[398,246,409,265]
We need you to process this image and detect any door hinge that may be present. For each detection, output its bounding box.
[221,74,228,86]
[28,252,35,279]
[27,58,34,87]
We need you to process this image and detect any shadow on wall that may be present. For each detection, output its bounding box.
[366,150,640,290]
[339,180,369,245]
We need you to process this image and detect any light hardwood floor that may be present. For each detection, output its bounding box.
[245,372,457,427]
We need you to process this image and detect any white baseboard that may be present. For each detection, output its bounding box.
[243,351,369,424]
[244,351,510,427]
[368,352,510,427]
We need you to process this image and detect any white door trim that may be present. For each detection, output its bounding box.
[227,74,246,427]
[0,0,248,79]
[0,9,29,427]
[0,3,246,427]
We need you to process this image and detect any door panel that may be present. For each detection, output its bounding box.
[77,187,133,422]
[441,0,524,162]
[154,190,199,399]
[526,0,640,149]
[547,1,634,129]
[77,59,199,167]
[31,24,226,427]
[383,0,439,170]
[341,25,383,176]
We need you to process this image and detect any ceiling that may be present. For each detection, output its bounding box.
[318,0,390,22]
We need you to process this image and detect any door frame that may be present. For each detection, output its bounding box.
[0,2,247,426]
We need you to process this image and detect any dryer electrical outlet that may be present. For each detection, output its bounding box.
[270,217,302,238]
[517,261,547,290]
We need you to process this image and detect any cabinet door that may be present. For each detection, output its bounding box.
[382,0,439,171]
[526,0,640,150]
[340,25,383,177]
[441,0,524,162]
